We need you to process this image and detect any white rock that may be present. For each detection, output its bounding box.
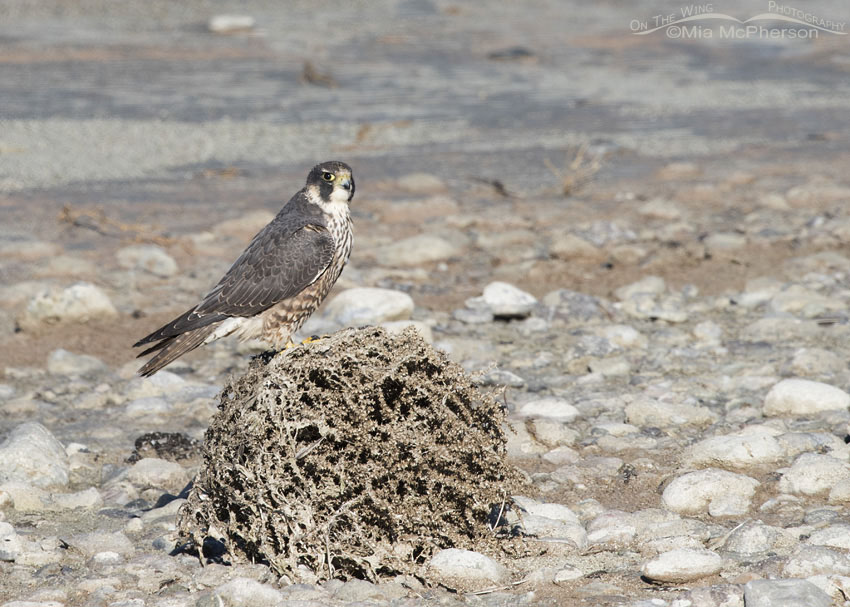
[124,396,172,418]
[614,276,666,301]
[551,234,600,260]
[122,371,187,400]
[553,565,584,583]
[683,433,784,470]
[808,524,850,551]
[0,521,21,561]
[529,419,578,447]
[676,584,744,607]
[724,521,794,558]
[783,545,850,578]
[69,531,134,557]
[764,379,850,416]
[779,453,850,495]
[742,317,821,342]
[769,285,844,318]
[519,514,587,548]
[376,234,460,266]
[322,287,414,326]
[641,548,722,583]
[517,501,580,525]
[46,348,106,376]
[331,579,388,602]
[662,469,759,516]
[208,14,256,33]
[619,293,688,322]
[18,282,117,331]
[503,423,547,458]
[598,324,646,349]
[518,398,579,422]
[625,398,717,428]
[380,320,433,343]
[140,498,186,524]
[116,244,178,277]
[777,431,845,458]
[50,487,103,510]
[481,281,537,317]
[429,548,507,583]
[126,458,189,492]
[790,347,845,377]
[397,172,446,193]
[586,510,638,546]
[638,198,681,220]
[0,423,69,488]
[587,356,630,377]
[552,456,624,488]
[542,446,580,465]
[692,320,723,344]
[213,577,284,606]
[737,277,784,308]
[704,232,747,252]
[637,513,710,545]
[0,482,49,512]
[744,578,832,607]
[829,480,850,504]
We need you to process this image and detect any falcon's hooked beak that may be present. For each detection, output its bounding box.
[339,176,354,201]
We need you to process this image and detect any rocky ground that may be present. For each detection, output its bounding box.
[3,0,850,605]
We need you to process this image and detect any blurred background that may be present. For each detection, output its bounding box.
[1,0,849,368]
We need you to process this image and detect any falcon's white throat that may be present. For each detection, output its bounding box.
[306,184,350,223]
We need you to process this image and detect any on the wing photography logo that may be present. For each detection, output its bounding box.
[630,2,846,39]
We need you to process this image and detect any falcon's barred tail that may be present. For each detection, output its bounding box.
[136,325,219,377]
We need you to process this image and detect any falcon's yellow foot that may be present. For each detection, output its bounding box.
[283,338,298,350]
[300,334,328,345]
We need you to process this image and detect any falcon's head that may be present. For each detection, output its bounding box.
[307,161,355,205]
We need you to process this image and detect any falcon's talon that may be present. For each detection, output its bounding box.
[300,334,329,345]
[133,161,355,376]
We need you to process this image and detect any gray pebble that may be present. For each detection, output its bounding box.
[764,378,850,417]
[18,282,117,331]
[641,548,722,583]
[743,578,832,607]
[481,281,537,318]
[321,287,414,326]
[0,422,69,488]
[429,548,507,584]
[779,453,850,496]
[662,469,759,516]
[213,577,285,606]
[0,521,21,561]
[46,348,107,376]
[116,244,178,278]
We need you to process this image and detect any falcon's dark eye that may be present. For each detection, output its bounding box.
[322,172,335,182]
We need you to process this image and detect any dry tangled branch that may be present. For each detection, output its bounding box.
[58,204,176,246]
[178,327,522,583]
[544,142,605,197]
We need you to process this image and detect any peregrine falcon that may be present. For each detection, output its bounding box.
[134,161,355,376]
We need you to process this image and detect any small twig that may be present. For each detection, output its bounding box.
[300,61,337,87]
[708,519,750,550]
[295,437,325,459]
[58,204,177,246]
[469,176,520,198]
[490,491,507,534]
[465,577,529,596]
